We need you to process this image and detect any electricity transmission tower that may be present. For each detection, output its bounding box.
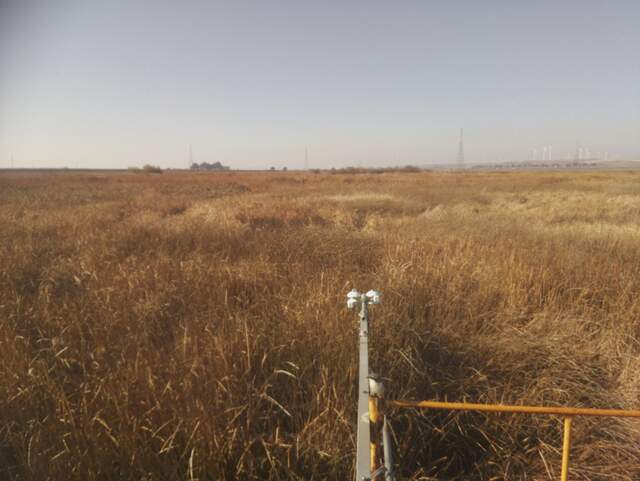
[457,128,465,167]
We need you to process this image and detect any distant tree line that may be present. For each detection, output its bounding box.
[326,165,422,174]
[190,161,230,171]
[128,164,163,174]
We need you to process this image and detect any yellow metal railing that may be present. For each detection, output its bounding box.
[389,399,640,481]
[346,289,640,481]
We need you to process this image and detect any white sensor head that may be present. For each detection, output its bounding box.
[368,373,385,397]
[347,289,360,308]
[347,289,360,299]
[365,290,381,304]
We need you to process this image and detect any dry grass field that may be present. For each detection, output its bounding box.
[2,170,640,481]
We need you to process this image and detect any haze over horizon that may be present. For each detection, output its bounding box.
[1,0,639,170]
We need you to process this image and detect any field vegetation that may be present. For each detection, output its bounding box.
[2,170,640,480]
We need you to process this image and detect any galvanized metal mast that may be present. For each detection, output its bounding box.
[355,292,371,480]
[348,289,389,481]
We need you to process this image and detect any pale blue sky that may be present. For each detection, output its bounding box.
[1,0,638,169]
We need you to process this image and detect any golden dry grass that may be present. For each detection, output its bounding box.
[2,170,640,480]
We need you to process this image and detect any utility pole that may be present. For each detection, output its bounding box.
[457,128,465,167]
[304,146,308,171]
[10,154,14,169]
[189,144,193,169]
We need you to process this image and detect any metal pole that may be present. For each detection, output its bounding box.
[560,417,572,481]
[356,294,371,480]
[382,416,396,481]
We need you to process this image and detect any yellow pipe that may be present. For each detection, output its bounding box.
[370,442,377,473]
[390,400,640,418]
[369,397,380,471]
[560,417,572,481]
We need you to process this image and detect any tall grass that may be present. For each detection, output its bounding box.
[2,170,640,480]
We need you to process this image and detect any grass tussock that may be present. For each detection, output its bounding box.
[2,170,640,480]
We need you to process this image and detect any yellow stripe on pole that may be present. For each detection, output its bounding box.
[369,397,380,471]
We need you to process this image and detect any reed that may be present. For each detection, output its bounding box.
[1,170,640,480]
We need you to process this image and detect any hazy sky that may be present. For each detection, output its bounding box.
[1,0,638,169]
